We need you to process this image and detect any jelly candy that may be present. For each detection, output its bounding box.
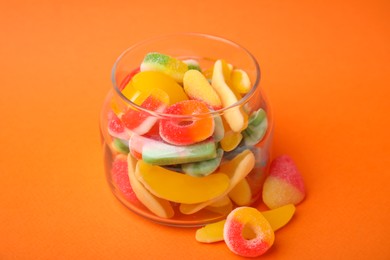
[122,70,188,105]
[223,207,275,257]
[135,160,230,204]
[205,199,233,216]
[261,204,296,231]
[243,108,268,146]
[180,149,255,214]
[212,113,225,142]
[121,88,169,135]
[111,155,138,203]
[183,59,201,71]
[181,148,224,177]
[195,204,296,244]
[112,138,130,154]
[220,118,243,152]
[159,100,215,145]
[262,155,306,209]
[130,134,217,165]
[230,69,251,94]
[211,59,248,132]
[228,178,252,206]
[107,111,130,140]
[183,69,222,110]
[126,154,174,218]
[140,52,188,83]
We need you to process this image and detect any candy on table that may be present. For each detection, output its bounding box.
[230,68,251,94]
[183,69,222,110]
[227,177,252,206]
[262,155,306,209]
[140,52,188,83]
[211,59,248,132]
[126,154,174,218]
[183,59,201,71]
[220,117,243,152]
[195,204,296,244]
[181,148,224,177]
[111,155,138,203]
[122,70,188,105]
[223,207,275,257]
[112,138,130,154]
[261,204,296,231]
[179,149,255,215]
[135,160,230,204]
[121,88,169,135]
[159,100,215,146]
[107,111,130,140]
[130,134,217,165]
[243,108,268,146]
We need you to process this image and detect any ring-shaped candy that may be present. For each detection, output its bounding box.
[159,100,214,145]
[224,207,275,257]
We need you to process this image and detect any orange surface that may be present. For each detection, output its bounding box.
[1,0,389,259]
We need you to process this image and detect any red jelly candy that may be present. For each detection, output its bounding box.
[159,100,214,145]
[111,155,139,203]
[107,111,130,140]
[121,88,169,135]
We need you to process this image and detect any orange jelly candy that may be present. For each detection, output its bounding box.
[159,100,215,145]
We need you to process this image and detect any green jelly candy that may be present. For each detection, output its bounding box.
[243,108,268,146]
[184,59,202,72]
[182,148,224,177]
[112,138,130,154]
[141,139,217,166]
[140,52,188,83]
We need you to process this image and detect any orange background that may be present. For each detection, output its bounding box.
[1,0,389,259]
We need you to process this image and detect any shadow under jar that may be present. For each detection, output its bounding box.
[100,33,273,227]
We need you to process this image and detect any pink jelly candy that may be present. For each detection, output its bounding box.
[107,111,130,140]
[111,155,139,203]
[121,88,169,135]
[159,100,214,145]
[262,155,306,209]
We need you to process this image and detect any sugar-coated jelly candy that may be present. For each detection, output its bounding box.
[130,134,217,165]
[263,155,306,209]
[183,59,201,71]
[107,111,130,140]
[183,69,222,110]
[224,207,275,257]
[126,154,174,218]
[211,59,248,132]
[121,88,169,135]
[112,138,130,154]
[111,155,138,203]
[181,148,224,177]
[243,108,268,146]
[159,100,215,145]
[135,160,230,204]
[122,70,188,105]
[180,149,255,215]
[140,52,188,83]
[195,204,295,244]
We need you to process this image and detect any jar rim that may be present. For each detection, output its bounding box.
[111,32,261,119]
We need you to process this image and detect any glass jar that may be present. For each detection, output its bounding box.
[100,33,273,227]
